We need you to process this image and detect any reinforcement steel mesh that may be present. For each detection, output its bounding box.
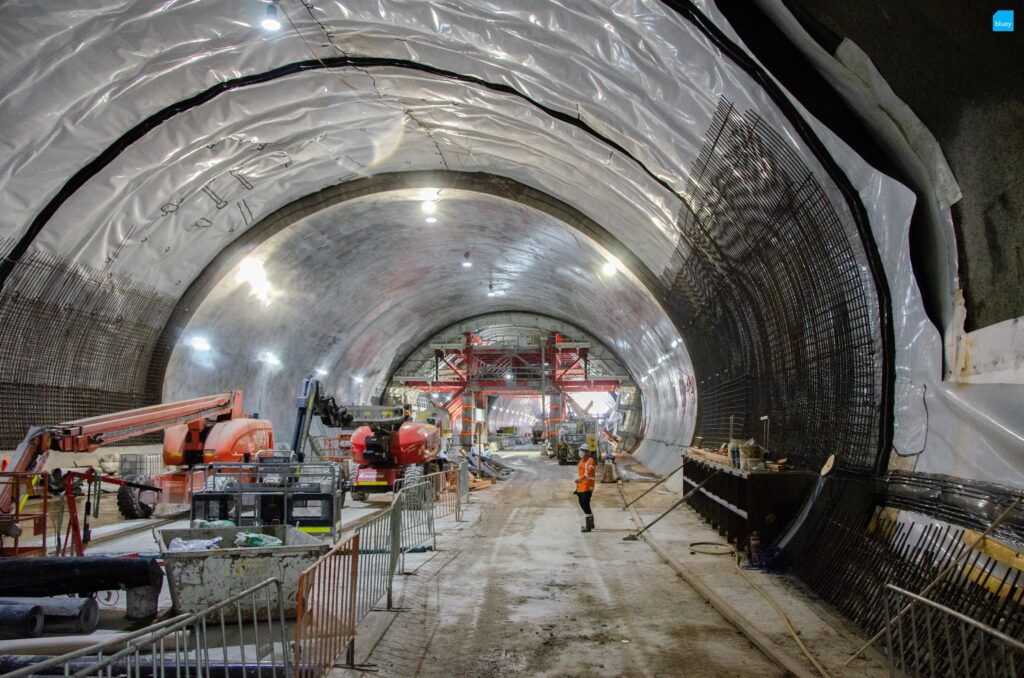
[667,99,882,472]
[0,239,175,446]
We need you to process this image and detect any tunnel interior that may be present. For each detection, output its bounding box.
[1,0,1021,660]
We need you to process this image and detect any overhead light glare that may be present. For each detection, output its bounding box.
[190,336,212,352]
[237,257,273,306]
[353,375,365,384]
[261,3,281,31]
[462,261,472,268]
[260,351,281,366]
[421,200,437,215]
[315,368,328,376]
[602,255,623,276]
[425,217,437,224]
[505,373,513,380]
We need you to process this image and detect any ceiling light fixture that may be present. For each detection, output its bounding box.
[190,336,212,351]
[353,375,365,384]
[261,3,281,31]
[260,351,281,366]
[462,252,472,268]
[425,217,437,224]
[316,368,328,376]
[421,200,437,215]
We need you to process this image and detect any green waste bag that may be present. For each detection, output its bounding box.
[233,531,284,548]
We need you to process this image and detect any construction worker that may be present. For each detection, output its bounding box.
[574,444,597,532]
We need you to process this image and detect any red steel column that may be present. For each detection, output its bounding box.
[547,392,563,447]
[460,391,475,450]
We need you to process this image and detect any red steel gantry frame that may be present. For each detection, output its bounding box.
[395,332,621,449]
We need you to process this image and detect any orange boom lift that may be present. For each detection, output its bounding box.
[0,391,273,537]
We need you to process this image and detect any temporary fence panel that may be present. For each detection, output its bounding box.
[393,462,467,521]
[431,467,461,520]
[354,506,395,621]
[2,578,290,678]
[396,479,435,555]
[294,533,359,678]
[884,584,1024,677]
[287,459,471,676]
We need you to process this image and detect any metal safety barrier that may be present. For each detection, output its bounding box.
[395,478,436,555]
[392,462,469,521]
[2,578,290,678]
[353,507,395,621]
[884,584,1024,677]
[429,467,462,520]
[290,461,472,676]
[294,534,360,678]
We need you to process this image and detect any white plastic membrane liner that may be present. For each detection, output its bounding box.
[0,0,1012,484]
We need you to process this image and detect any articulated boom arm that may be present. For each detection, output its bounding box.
[1,391,243,515]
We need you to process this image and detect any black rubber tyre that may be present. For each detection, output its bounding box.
[403,463,424,484]
[401,464,427,509]
[116,475,154,520]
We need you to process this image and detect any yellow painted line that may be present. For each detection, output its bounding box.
[299,526,332,534]
[358,481,389,486]
[962,563,1024,602]
[963,530,1024,571]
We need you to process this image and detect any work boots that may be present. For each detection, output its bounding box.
[581,515,594,533]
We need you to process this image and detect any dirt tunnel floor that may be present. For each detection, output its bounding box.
[337,453,786,677]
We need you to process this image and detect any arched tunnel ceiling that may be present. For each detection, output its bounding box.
[162,188,693,466]
[0,0,955,483]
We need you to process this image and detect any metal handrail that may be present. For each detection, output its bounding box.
[884,584,1024,653]
[4,579,288,678]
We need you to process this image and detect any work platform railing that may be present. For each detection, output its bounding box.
[884,584,1024,677]
[0,471,50,556]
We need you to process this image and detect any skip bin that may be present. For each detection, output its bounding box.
[158,525,329,619]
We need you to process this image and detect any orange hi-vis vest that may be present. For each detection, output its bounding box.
[576,456,596,492]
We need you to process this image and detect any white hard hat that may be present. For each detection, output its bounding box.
[579,444,591,452]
